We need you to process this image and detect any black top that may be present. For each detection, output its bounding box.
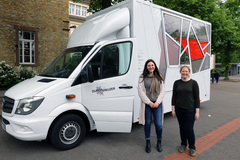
[172,79,200,109]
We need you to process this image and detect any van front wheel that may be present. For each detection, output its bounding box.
[49,114,86,150]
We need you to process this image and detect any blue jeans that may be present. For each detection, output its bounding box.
[144,103,163,140]
[175,107,196,150]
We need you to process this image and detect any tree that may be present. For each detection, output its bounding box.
[213,0,240,77]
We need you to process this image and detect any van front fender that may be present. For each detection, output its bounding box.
[48,102,95,131]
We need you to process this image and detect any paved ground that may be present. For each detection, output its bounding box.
[1,75,240,160]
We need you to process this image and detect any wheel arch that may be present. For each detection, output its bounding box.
[47,103,95,139]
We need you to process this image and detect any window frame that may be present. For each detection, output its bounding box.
[76,5,81,16]
[69,2,88,17]
[69,3,75,15]
[82,6,87,17]
[161,10,211,73]
[14,25,39,66]
[78,41,133,84]
[19,31,35,64]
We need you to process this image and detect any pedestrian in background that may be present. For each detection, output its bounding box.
[171,66,200,157]
[138,59,165,153]
[211,70,215,84]
[214,71,220,83]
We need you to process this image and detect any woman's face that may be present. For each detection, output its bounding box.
[180,67,190,79]
[147,61,155,74]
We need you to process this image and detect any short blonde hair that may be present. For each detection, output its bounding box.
[180,66,191,73]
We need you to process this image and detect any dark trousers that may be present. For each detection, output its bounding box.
[175,107,196,150]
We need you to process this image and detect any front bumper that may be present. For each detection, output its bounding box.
[1,114,55,141]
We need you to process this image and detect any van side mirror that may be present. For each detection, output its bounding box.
[87,65,94,83]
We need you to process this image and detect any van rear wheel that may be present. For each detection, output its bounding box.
[49,114,86,150]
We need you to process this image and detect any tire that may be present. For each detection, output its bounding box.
[49,114,86,150]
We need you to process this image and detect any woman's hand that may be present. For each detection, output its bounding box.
[195,108,200,120]
[172,105,176,118]
[172,110,176,118]
[153,102,159,108]
[195,112,199,120]
[149,102,154,108]
[149,102,159,108]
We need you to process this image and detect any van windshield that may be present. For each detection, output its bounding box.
[40,46,93,78]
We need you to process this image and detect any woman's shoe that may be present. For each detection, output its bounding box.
[189,149,196,157]
[178,145,186,153]
[157,140,163,152]
[145,140,151,153]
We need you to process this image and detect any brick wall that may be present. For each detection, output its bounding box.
[0,0,69,71]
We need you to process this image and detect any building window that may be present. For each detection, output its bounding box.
[76,5,81,16]
[19,31,35,64]
[14,25,39,66]
[69,2,88,17]
[82,6,87,17]
[69,4,75,15]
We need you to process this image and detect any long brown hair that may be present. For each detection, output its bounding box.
[141,59,164,82]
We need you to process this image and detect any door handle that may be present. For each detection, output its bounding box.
[119,84,133,89]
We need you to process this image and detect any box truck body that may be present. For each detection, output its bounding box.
[1,0,211,150]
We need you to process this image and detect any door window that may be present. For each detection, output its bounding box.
[80,41,132,83]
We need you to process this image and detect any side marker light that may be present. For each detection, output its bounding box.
[66,94,76,99]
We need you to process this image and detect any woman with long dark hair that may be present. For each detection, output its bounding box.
[138,59,165,153]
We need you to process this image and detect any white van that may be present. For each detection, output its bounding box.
[1,0,211,150]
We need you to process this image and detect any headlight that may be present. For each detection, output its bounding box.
[15,97,44,115]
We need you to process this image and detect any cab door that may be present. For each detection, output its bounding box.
[80,39,135,133]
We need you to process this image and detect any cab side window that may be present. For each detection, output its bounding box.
[80,41,132,83]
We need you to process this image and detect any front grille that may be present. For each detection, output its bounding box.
[2,96,15,114]
[2,117,10,125]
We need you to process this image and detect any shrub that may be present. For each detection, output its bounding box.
[17,66,37,81]
[0,61,38,88]
[0,61,19,88]
[223,77,230,80]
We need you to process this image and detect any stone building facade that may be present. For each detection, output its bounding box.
[0,0,69,71]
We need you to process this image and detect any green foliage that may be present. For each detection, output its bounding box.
[154,0,216,20]
[231,51,240,63]
[0,61,19,88]
[224,76,230,80]
[214,68,224,73]
[17,66,38,82]
[0,61,38,88]
[212,0,240,77]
